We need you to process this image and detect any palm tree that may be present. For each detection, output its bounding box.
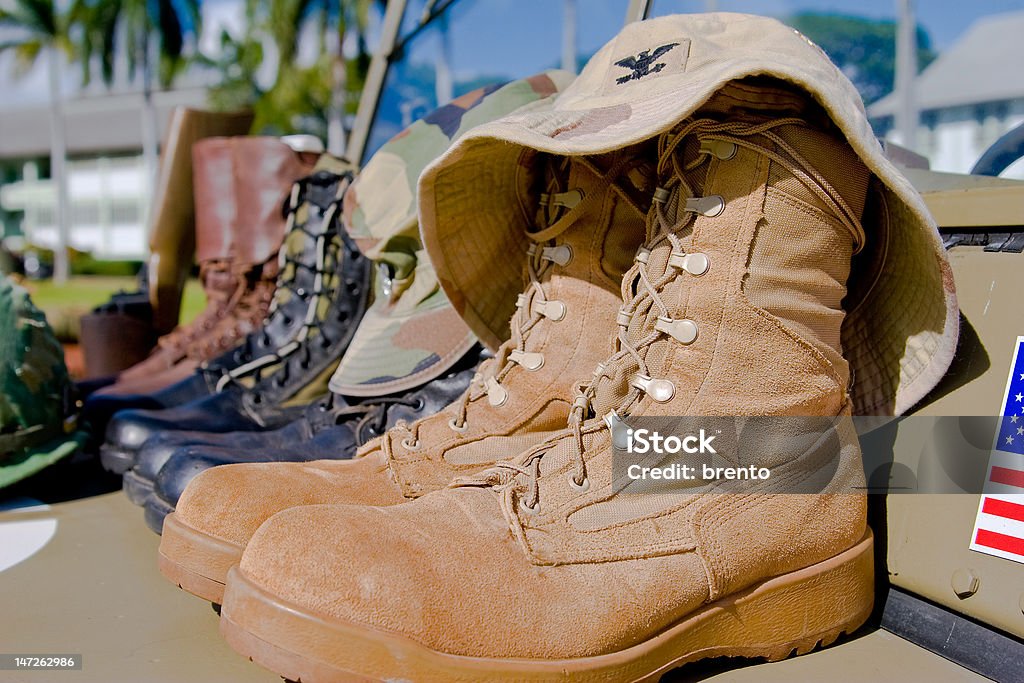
[267,0,372,155]
[74,0,201,189]
[0,0,74,282]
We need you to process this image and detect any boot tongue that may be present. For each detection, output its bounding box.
[588,136,705,419]
[472,156,577,385]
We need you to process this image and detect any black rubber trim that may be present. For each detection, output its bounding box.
[880,587,1024,682]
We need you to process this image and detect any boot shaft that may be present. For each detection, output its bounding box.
[494,148,656,399]
[212,162,371,411]
[381,149,655,493]
[192,137,319,266]
[592,81,871,420]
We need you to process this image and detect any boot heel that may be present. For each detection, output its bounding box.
[710,528,875,663]
[636,530,875,682]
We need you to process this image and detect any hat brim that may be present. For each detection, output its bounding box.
[420,12,958,416]
[329,297,477,397]
[0,432,85,490]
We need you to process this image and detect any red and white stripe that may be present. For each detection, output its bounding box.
[972,491,1024,563]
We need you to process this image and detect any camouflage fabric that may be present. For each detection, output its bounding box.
[330,70,575,397]
[0,277,84,488]
[214,154,355,403]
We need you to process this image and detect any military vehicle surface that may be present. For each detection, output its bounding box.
[867,142,1024,681]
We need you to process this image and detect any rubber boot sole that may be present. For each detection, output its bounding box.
[122,469,154,506]
[99,444,136,474]
[219,529,874,683]
[158,512,242,604]
[144,495,175,534]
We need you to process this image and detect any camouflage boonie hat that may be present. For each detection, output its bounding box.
[0,277,84,488]
[329,70,575,396]
[419,13,958,417]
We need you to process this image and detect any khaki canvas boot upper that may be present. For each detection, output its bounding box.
[373,148,657,497]
[222,83,880,681]
[169,148,656,554]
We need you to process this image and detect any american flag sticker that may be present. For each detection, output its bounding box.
[970,336,1024,563]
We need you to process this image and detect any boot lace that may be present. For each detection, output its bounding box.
[158,259,244,355]
[213,173,355,394]
[391,153,650,452]
[459,117,865,512]
[309,391,424,440]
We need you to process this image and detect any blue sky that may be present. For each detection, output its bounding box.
[1,0,1021,109]
[426,0,1024,82]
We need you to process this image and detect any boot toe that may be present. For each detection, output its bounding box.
[236,488,711,660]
[137,435,201,481]
[153,446,232,508]
[82,393,162,438]
[174,455,407,551]
[103,409,166,453]
[235,491,532,657]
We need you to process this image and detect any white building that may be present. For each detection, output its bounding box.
[0,87,208,260]
[869,10,1024,178]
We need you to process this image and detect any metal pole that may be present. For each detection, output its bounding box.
[624,0,652,24]
[562,0,577,73]
[894,0,919,149]
[345,0,408,165]
[435,13,453,105]
[47,48,70,284]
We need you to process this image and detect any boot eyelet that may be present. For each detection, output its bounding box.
[509,350,544,371]
[400,437,420,450]
[700,139,737,160]
[448,417,468,433]
[542,244,573,267]
[629,374,676,403]
[412,398,426,411]
[520,499,540,515]
[534,299,566,321]
[567,474,590,493]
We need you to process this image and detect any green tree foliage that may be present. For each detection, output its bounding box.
[72,0,200,88]
[787,12,936,104]
[0,0,70,72]
[205,0,374,142]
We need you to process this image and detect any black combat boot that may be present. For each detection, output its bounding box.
[135,348,485,532]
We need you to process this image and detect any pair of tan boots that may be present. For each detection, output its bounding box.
[158,15,957,682]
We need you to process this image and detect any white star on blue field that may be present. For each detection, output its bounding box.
[998,344,1024,454]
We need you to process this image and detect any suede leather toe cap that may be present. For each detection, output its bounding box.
[175,453,407,549]
[237,489,710,660]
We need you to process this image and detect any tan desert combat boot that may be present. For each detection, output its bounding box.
[217,13,958,682]
[159,121,654,602]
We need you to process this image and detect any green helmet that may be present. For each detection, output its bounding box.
[0,277,83,489]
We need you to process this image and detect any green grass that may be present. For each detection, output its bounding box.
[24,276,208,342]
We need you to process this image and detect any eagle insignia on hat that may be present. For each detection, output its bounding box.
[614,42,679,84]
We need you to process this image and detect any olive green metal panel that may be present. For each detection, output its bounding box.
[910,168,1024,229]
[889,247,1024,640]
